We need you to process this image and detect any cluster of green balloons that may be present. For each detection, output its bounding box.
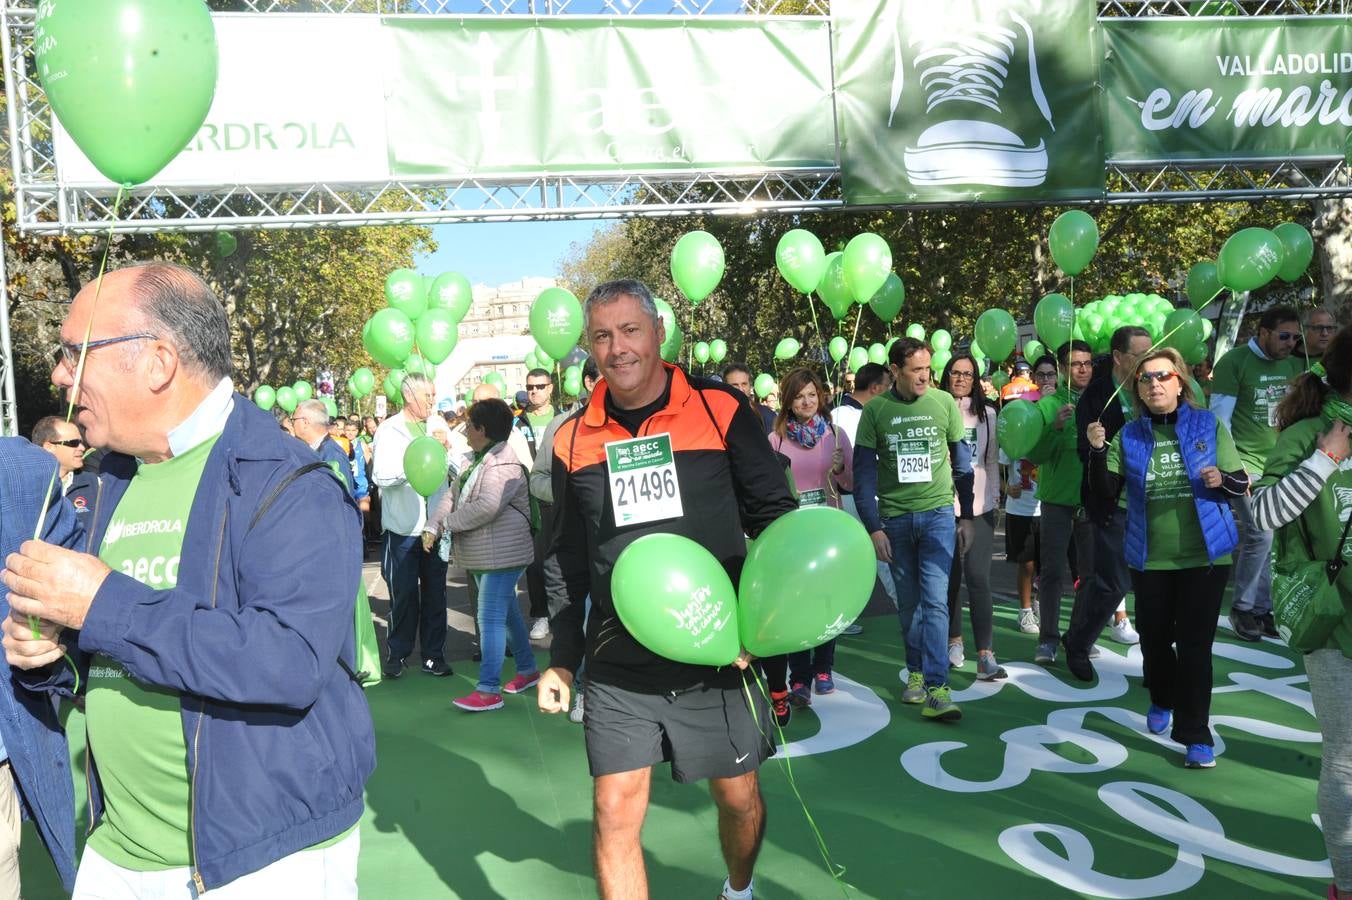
[347,367,376,400]
[1215,222,1313,294]
[609,508,875,665]
[775,229,905,325]
[253,380,314,414]
[363,269,472,386]
[692,339,728,366]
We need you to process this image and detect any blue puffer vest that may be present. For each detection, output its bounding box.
[1120,403,1238,571]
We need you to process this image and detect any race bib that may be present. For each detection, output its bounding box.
[799,488,827,508]
[896,439,933,484]
[605,433,683,526]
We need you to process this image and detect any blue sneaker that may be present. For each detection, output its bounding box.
[1146,705,1172,736]
[814,672,836,695]
[1184,744,1216,768]
[789,681,812,708]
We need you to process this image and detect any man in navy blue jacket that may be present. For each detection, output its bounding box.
[1,263,374,896]
[0,438,81,895]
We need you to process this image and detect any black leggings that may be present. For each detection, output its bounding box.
[1129,565,1230,747]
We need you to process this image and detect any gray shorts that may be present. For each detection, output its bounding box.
[584,675,775,784]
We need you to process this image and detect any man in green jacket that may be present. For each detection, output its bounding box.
[1026,340,1095,665]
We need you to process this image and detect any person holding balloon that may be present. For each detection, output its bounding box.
[537,279,797,900]
[768,367,854,705]
[939,353,1006,681]
[853,337,973,722]
[1086,347,1245,769]
[1209,306,1306,643]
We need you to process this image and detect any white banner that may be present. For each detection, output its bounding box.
[53,16,390,188]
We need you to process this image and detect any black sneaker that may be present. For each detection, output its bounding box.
[1228,610,1262,642]
[1258,612,1279,638]
[1061,636,1095,683]
[422,658,453,677]
[382,656,405,679]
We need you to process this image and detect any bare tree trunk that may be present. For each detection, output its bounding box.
[1313,171,1352,322]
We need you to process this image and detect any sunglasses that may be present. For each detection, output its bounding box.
[526,384,551,391]
[1273,331,1299,342]
[49,438,84,448]
[1137,371,1178,385]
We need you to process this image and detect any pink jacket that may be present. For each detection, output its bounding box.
[770,422,853,509]
[426,442,534,571]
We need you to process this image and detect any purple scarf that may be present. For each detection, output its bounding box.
[786,414,828,450]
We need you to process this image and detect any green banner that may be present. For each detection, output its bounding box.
[384,18,836,176]
[832,0,1103,204]
[1104,17,1352,162]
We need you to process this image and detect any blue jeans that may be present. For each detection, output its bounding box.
[474,568,536,694]
[382,530,449,663]
[1231,492,1273,615]
[884,508,955,688]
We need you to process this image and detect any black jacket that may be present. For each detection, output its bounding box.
[1076,357,1129,526]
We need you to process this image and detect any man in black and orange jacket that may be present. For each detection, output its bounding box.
[538,279,795,900]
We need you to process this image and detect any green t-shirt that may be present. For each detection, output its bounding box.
[87,435,219,870]
[526,409,554,437]
[1106,417,1241,570]
[1211,344,1304,473]
[856,387,965,517]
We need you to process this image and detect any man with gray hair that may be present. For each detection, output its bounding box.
[1302,307,1338,371]
[371,373,453,678]
[1,262,373,896]
[290,399,355,498]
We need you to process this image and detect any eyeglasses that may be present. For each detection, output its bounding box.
[1067,360,1093,369]
[948,371,975,381]
[1034,371,1059,381]
[1309,325,1337,334]
[48,438,84,448]
[52,332,158,368]
[1137,371,1178,385]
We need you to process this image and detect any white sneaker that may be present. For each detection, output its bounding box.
[1109,617,1140,645]
[1018,607,1039,634]
[948,642,965,669]
[529,617,550,640]
[568,691,585,724]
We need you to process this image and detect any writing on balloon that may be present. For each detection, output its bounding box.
[667,586,725,642]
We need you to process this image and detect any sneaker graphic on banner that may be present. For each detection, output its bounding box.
[891,7,1054,187]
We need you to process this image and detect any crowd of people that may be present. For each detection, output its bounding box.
[0,261,1348,900]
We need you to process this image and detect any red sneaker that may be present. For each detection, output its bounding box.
[503,672,541,694]
[452,691,503,712]
[769,690,792,728]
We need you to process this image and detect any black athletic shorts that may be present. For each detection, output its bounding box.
[584,672,775,783]
[1004,513,1041,566]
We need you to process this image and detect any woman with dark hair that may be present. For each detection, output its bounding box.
[768,367,854,715]
[1252,325,1352,899]
[425,398,540,712]
[939,353,1006,680]
[1087,348,1246,769]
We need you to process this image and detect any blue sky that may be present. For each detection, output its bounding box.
[416,219,604,286]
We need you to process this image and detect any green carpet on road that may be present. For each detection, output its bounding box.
[18,605,1331,898]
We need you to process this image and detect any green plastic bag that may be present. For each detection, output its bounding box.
[354,582,383,688]
[1272,514,1352,652]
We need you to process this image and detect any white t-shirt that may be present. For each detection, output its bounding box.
[999,449,1041,518]
[371,412,451,536]
[832,399,864,447]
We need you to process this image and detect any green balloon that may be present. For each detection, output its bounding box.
[1163,308,1205,353]
[1034,293,1075,353]
[868,272,905,323]
[215,231,237,259]
[828,335,849,363]
[563,373,583,397]
[867,343,887,365]
[1048,210,1099,276]
[931,329,953,353]
[35,0,218,186]
[1182,339,1209,365]
[275,386,298,414]
[1202,318,1214,341]
[384,369,407,403]
[351,367,376,396]
[773,337,801,360]
[293,380,313,403]
[403,436,447,498]
[530,286,583,360]
[483,371,507,392]
[611,534,740,666]
[816,252,853,321]
[905,323,926,342]
[776,229,827,295]
[661,319,684,364]
[323,398,339,418]
[754,373,776,399]
[693,341,711,364]
[991,372,1010,390]
[1023,339,1045,365]
[1146,311,1168,342]
[670,231,725,305]
[253,385,276,411]
[848,346,869,374]
[364,308,416,369]
[1217,227,1285,293]
[403,354,433,379]
[709,339,728,364]
[997,400,1044,459]
[970,340,987,369]
[384,269,427,320]
[930,349,952,377]
[974,308,1018,362]
[841,233,893,305]
[428,271,474,321]
[415,308,458,364]
[737,507,875,657]
[1273,222,1315,283]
